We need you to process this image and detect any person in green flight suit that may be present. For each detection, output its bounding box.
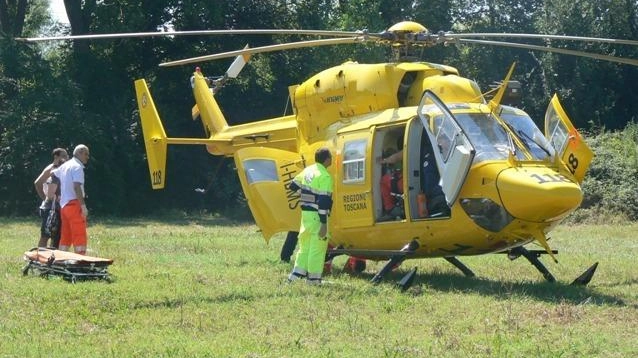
[287,147,334,285]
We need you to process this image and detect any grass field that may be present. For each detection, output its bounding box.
[1,216,637,357]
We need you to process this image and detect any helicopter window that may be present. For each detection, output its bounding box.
[445,113,512,164]
[500,109,555,160]
[243,159,278,184]
[343,139,367,183]
[432,116,456,162]
[545,105,569,155]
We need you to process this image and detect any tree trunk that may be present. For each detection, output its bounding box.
[0,0,28,36]
[64,0,96,56]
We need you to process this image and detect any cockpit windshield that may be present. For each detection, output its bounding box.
[432,109,555,164]
[500,108,555,160]
[435,113,512,163]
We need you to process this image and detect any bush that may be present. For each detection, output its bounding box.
[568,122,638,223]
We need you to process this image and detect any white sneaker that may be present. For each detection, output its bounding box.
[287,272,306,282]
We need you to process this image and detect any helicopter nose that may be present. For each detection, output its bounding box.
[496,167,583,222]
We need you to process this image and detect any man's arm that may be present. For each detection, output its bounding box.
[47,174,60,201]
[33,164,54,201]
[73,182,87,217]
[382,150,403,165]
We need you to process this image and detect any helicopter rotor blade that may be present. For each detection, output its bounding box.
[159,37,365,67]
[443,32,638,47]
[226,45,251,79]
[453,38,638,67]
[15,29,369,42]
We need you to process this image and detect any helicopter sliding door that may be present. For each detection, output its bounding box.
[417,91,475,207]
[544,94,593,184]
[234,147,303,242]
[334,131,374,229]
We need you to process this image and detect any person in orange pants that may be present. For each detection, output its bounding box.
[50,145,90,255]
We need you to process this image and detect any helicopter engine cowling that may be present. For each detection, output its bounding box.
[496,167,583,222]
[292,61,484,141]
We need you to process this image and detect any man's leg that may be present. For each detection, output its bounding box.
[58,205,73,252]
[65,200,87,255]
[307,235,329,284]
[289,214,314,281]
[37,208,49,248]
[51,219,61,249]
[280,231,298,263]
[306,214,328,284]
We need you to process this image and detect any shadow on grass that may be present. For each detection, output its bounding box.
[130,292,256,310]
[94,214,253,228]
[0,214,254,228]
[346,269,631,307]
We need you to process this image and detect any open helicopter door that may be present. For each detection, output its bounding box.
[544,94,594,184]
[234,147,304,242]
[417,91,475,207]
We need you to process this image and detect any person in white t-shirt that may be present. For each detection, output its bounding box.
[50,144,90,255]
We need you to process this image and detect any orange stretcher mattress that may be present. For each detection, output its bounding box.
[23,248,113,283]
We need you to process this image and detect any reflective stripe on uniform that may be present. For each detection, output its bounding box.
[300,193,316,203]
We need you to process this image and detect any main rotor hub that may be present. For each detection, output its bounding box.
[382,21,431,62]
[387,21,428,34]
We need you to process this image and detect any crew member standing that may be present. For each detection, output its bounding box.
[34,148,69,248]
[287,147,333,285]
[50,144,90,255]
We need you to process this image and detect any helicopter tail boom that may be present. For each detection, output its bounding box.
[135,79,168,189]
[192,72,229,134]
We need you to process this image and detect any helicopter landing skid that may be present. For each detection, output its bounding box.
[444,256,476,277]
[370,239,419,285]
[506,246,599,286]
[508,246,556,282]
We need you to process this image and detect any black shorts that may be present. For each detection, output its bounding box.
[39,207,61,243]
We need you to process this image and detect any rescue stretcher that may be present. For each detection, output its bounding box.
[22,248,113,283]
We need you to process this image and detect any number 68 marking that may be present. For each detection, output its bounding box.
[567,153,579,174]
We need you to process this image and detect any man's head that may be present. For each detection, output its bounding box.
[315,147,332,168]
[52,148,69,166]
[73,144,90,164]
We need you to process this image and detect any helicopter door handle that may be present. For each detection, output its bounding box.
[244,134,270,142]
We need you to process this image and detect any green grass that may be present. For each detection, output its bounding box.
[1,216,637,357]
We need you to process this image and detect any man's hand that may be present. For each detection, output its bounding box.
[81,204,88,218]
[319,223,327,239]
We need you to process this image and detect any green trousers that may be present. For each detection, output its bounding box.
[294,211,329,278]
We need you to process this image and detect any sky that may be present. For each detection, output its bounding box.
[49,0,69,24]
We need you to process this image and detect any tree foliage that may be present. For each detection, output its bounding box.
[1,0,637,220]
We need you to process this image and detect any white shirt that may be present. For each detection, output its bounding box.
[52,157,85,208]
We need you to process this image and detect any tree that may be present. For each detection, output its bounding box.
[0,0,28,36]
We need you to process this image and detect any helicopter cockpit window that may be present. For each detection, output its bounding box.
[432,116,456,162]
[449,113,512,164]
[545,105,569,155]
[343,139,367,183]
[243,159,278,184]
[500,108,555,160]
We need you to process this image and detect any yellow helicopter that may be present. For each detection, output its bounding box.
[23,21,638,288]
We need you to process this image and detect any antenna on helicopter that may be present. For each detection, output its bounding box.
[485,80,522,107]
